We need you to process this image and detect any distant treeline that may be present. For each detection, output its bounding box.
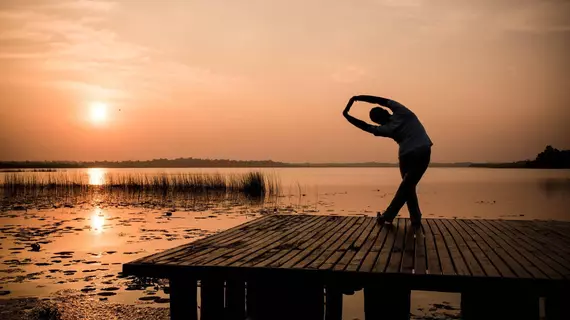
[0,158,293,169]
[0,158,473,168]
[469,146,570,169]
[0,146,567,169]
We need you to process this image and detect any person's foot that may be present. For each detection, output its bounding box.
[376,212,393,225]
[411,221,422,229]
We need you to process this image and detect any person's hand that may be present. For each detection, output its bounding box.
[343,97,355,116]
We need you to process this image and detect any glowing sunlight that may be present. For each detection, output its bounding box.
[91,209,106,234]
[88,168,106,185]
[89,102,108,124]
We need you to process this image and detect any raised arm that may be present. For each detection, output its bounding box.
[343,98,392,137]
[352,95,410,114]
[352,95,391,106]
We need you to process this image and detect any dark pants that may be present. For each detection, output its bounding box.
[383,147,431,223]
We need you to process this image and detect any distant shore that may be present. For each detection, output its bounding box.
[0,160,566,169]
[1,146,568,170]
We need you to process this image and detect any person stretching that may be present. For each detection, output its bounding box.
[343,95,433,227]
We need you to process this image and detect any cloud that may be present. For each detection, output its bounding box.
[499,1,570,34]
[49,0,117,12]
[0,0,243,104]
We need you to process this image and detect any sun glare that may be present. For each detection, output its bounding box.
[89,102,108,124]
[88,168,106,185]
[91,209,106,234]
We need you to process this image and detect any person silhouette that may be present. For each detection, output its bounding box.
[343,95,433,227]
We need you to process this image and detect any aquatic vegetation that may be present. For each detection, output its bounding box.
[0,171,280,208]
[30,303,62,320]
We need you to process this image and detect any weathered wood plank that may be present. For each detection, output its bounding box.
[428,219,455,275]
[505,221,570,267]
[471,220,548,279]
[204,215,309,266]
[359,222,390,273]
[507,220,570,259]
[312,216,367,270]
[255,216,340,267]
[372,220,399,273]
[240,215,326,267]
[138,215,276,264]
[297,216,365,270]
[267,216,351,268]
[177,215,300,266]
[423,220,441,275]
[279,216,356,268]
[386,219,407,273]
[462,219,529,278]
[165,215,289,265]
[225,215,324,267]
[433,219,470,276]
[346,220,382,272]
[452,219,501,277]
[541,221,570,242]
[486,220,570,279]
[442,219,485,277]
[414,224,427,275]
[401,219,416,274]
[332,218,376,271]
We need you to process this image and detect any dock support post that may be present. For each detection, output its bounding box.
[247,280,324,320]
[325,285,343,320]
[201,279,224,320]
[545,288,568,320]
[364,286,410,320]
[226,280,246,320]
[462,289,538,320]
[169,276,197,320]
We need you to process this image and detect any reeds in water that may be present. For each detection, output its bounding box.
[1,171,280,199]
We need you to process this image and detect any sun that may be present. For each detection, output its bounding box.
[89,102,108,124]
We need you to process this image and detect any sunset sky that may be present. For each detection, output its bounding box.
[1,0,569,163]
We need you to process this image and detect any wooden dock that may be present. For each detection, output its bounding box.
[123,215,570,320]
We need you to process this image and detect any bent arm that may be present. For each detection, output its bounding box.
[353,95,410,114]
[343,112,392,137]
[343,112,374,133]
[353,95,391,106]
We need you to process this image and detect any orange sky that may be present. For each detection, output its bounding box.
[1,0,569,163]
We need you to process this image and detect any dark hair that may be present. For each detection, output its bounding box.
[369,107,390,125]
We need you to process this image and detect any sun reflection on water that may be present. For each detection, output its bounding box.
[91,209,106,234]
[88,168,106,185]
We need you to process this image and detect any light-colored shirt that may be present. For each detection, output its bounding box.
[368,100,433,157]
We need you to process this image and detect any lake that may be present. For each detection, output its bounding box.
[1,167,569,319]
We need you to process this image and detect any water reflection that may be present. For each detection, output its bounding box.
[91,208,106,233]
[538,178,570,197]
[88,168,106,185]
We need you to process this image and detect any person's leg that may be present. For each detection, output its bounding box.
[397,158,421,222]
[380,149,430,222]
[407,150,430,225]
[406,186,421,223]
[380,155,416,222]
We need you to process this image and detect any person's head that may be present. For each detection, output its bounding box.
[369,107,390,125]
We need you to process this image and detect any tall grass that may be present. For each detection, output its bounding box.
[1,171,280,198]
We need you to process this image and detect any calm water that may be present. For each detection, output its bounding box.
[12,167,566,219]
[1,168,569,319]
